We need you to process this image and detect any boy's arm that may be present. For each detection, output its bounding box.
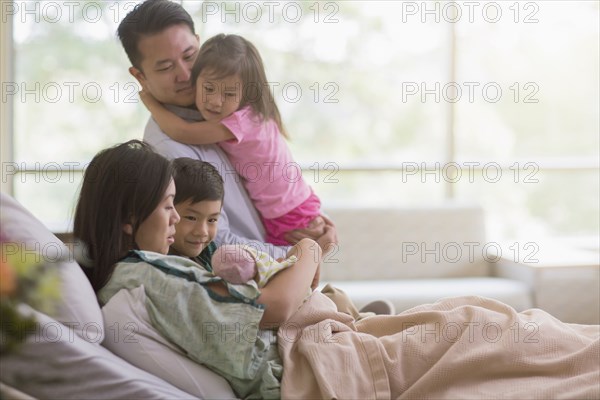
[139,90,234,145]
[213,209,291,261]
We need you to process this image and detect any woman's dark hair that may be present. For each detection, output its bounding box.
[73,140,174,292]
[173,158,224,205]
[117,0,196,70]
[191,34,288,138]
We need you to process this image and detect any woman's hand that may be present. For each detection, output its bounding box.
[311,261,321,291]
[284,238,322,291]
[257,238,321,328]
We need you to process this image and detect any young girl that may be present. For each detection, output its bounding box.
[140,33,324,246]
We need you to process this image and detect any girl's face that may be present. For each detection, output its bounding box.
[133,179,180,255]
[195,70,242,122]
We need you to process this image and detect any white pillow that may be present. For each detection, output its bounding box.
[0,193,103,343]
[0,306,195,399]
[102,286,237,399]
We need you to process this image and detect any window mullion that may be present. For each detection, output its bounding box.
[446,2,457,200]
[1,10,15,195]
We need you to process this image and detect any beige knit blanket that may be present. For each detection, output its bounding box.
[278,293,600,399]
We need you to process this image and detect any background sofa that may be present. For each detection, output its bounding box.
[320,205,599,324]
[320,205,534,313]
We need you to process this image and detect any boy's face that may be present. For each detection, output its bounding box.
[129,24,200,107]
[172,199,222,258]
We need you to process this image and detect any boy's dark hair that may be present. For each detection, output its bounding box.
[117,0,196,69]
[172,158,224,205]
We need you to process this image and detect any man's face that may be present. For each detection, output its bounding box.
[172,199,222,258]
[130,24,199,107]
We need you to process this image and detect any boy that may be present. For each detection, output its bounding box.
[168,157,223,269]
[169,157,394,316]
[170,157,303,288]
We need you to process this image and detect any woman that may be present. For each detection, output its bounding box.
[75,140,599,400]
[74,140,319,399]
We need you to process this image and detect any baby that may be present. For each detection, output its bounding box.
[211,244,297,288]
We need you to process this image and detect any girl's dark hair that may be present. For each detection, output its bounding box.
[191,34,289,138]
[73,140,174,292]
[117,0,196,70]
[173,158,224,205]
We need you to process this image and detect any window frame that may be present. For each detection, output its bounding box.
[1,3,598,238]
[1,10,14,195]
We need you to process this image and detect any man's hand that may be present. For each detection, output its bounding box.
[285,216,325,241]
[315,215,338,256]
[284,215,338,255]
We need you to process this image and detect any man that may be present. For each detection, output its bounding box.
[117,0,337,259]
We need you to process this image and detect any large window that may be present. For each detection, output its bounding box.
[2,0,598,241]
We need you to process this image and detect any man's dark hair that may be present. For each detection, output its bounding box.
[117,0,195,69]
[173,158,224,205]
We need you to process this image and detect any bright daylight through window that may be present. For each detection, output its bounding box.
[1,0,599,243]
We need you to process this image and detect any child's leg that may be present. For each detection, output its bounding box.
[263,193,322,245]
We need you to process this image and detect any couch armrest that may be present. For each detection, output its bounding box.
[493,241,600,324]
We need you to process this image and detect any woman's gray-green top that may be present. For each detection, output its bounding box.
[98,250,282,399]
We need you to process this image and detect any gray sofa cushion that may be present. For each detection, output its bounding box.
[0,193,104,343]
[0,306,195,399]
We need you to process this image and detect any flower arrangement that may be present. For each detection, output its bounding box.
[0,233,61,355]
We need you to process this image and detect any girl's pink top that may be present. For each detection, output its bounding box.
[219,106,312,219]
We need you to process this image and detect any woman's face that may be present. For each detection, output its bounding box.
[134,180,180,254]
